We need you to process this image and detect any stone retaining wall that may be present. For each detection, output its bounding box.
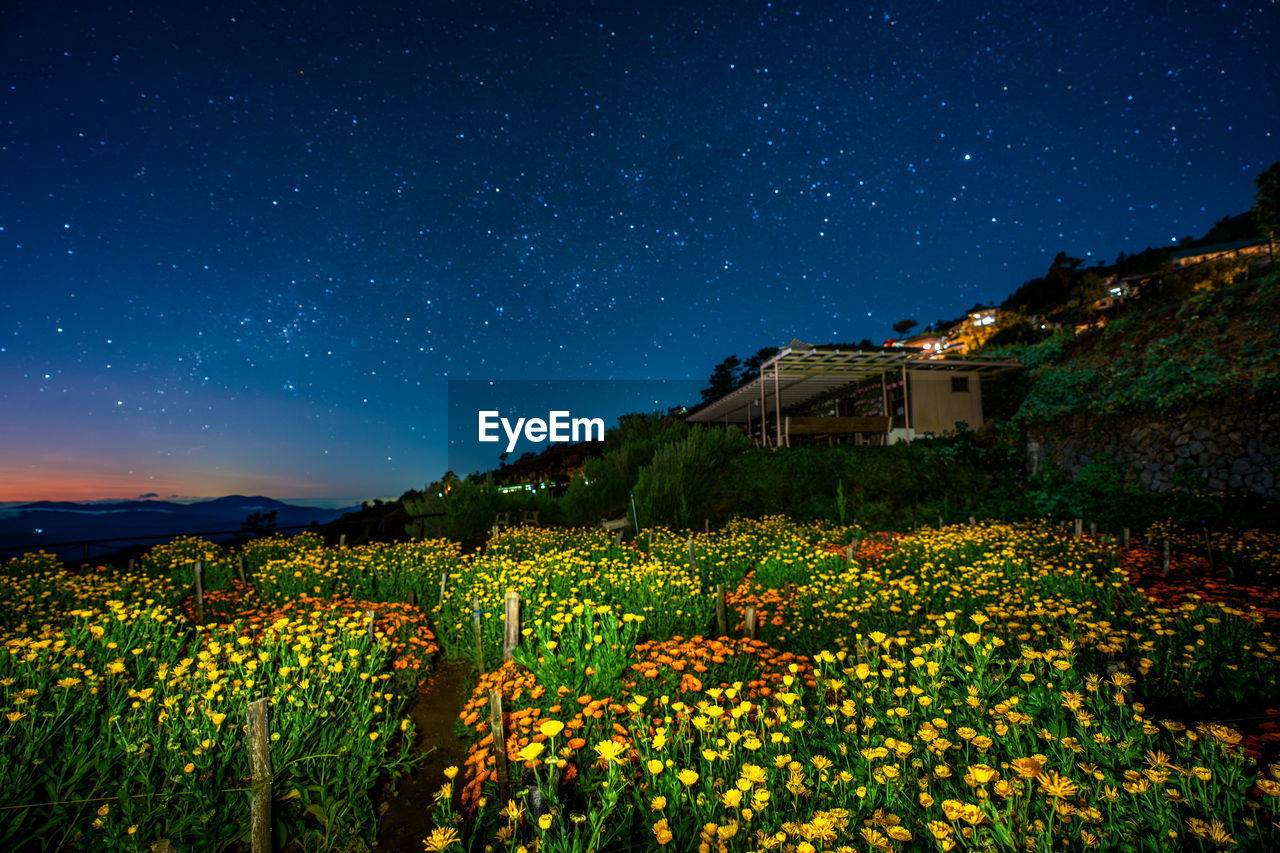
[1028,408,1279,497]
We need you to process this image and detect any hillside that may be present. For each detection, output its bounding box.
[988,264,1280,425]
[335,206,1278,543]
[0,496,359,562]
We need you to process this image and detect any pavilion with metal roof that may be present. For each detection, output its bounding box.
[686,341,1022,447]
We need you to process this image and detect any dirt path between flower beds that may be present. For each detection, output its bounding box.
[374,658,470,852]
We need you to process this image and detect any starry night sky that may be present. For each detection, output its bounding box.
[2,1,1276,502]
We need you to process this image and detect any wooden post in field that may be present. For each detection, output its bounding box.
[1090,521,1097,538]
[969,516,976,527]
[715,584,727,637]
[938,515,943,528]
[704,519,709,534]
[193,562,204,622]
[1162,538,1171,577]
[439,571,448,605]
[472,594,485,672]
[489,690,510,803]
[1123,527,1130,549]
[365,610,376,643]
[503,589,520,661]
[1072,519,1082,539]
[339,533,347,547]
[744,606,758,640]
[246,698,272,853]
[128,557,135,571]
[408,588,417,607]
[687,536,696,571]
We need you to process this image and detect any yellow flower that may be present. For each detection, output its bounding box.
[518,742,545,762]
[1009,757,1043,779]
[538,813,553,831]
[859,827,889,849]
[678,769,699,786]
[966,764,999,785]
[647,759,664,775]
[1036,771,1079,799]
[423,826,461,851]
[594,740,626,765]
[539,720,565,738]
[653,818,673,846]
[651,795,667,811]
[443,765,459,780]
[97,803,110,817]
[184,763,195,773]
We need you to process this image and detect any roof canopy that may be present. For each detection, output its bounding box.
[687,345,1022,424]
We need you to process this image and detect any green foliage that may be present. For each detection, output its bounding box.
[983,311,1050,349]
[555,414,692,526]
[700,355,742,403]
[139,536,236,594]
[715,437,1023,530]
[1014,269,1280,423]
[1254,160,1280,240]
[1021,458,1280,531]
[605,412,690,454]
[634,426,751,528]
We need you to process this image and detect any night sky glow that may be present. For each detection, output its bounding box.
[2,2,1277,501]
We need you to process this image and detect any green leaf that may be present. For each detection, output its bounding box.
[304,802,329,828]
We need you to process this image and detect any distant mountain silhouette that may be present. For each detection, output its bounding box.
[0,496,360,562]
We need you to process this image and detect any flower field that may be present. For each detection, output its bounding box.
[3,517,1280,851]
[0,534,461,851]
[426,519,1280,852]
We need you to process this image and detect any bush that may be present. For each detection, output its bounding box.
[634,426,751,528]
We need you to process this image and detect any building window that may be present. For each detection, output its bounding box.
[951,376,970,393]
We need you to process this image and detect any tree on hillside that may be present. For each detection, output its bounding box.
[1049,252,1084,290]
[1073,270,1111,310]
[984,310,1049,349]
[241,510,278,538]
[1255,161,1280,262]
[892,318,918,336]
[1002,251,1084,315]
[738,346,780,385]
[700,354,742,403]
